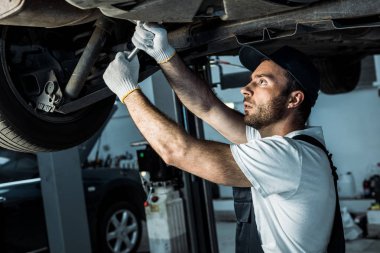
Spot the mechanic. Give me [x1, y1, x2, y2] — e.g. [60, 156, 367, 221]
[103, 22, 344, 253]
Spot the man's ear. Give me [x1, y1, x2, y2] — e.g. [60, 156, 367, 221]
[287, 90, 304, 109]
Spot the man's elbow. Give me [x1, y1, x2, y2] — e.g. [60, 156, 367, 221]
[160, 148, 176, 166]
[160, 138, 190, 167]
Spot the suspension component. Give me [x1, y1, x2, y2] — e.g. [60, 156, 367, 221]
[36, 70, 63, 112]
[64, 16, 114, 99]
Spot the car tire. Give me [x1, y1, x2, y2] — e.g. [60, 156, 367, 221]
[0, 26, 115, 153]
[98, 201, 142, 253]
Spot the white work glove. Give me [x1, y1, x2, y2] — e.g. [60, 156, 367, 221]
[103, 51, 140, 103]
[132, 21, 176, 64]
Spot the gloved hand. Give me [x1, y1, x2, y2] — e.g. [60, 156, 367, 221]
[103, 51, 140, 103]
[132, 21, 176, 64]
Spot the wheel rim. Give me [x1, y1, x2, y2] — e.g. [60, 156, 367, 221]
[106, 208, 139, 253]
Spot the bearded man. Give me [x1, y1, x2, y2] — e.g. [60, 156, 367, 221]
[103, 22, 344, 253]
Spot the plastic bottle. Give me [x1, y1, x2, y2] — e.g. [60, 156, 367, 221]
[338, 172, 356, 198]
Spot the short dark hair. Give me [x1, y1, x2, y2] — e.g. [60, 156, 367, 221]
[282, 72, 312, 124]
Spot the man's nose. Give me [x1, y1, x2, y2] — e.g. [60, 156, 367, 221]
[241, 84, 252, 97]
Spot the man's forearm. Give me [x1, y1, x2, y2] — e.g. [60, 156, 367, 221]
[159, 54, 218, 119]
[123, 89, 189, 163]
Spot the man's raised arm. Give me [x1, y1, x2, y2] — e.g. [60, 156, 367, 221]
[132, 22, 247, 144]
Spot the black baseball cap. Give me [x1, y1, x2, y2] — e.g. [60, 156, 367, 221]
[239, 45, 320, 106]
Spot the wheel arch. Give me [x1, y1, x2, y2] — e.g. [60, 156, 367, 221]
[92, 179, 146, 253]
[96, 180, 146, 220]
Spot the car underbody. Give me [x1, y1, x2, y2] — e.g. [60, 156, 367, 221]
[0, 0, 379, 152]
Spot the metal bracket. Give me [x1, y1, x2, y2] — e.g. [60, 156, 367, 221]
[235, 20, 335, 45]
[35, 70, 63, 112]
[56, 87, 114, 114]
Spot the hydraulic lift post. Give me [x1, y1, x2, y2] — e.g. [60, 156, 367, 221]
[37, 147, 92, 253]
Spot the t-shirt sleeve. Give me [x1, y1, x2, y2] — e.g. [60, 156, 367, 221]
[230, 136, 302, 198]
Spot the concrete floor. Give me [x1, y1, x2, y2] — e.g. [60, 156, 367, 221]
[215, 222, 235, 253]
[139, 221, 380, 253]
[345, 239, 380, 253]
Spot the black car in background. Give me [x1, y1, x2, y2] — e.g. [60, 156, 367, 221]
[0, 148, 146, 253]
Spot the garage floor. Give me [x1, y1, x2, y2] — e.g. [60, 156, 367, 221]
[138, 221, 380, 253]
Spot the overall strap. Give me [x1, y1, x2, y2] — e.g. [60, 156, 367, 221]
[292, 134, 345, 253]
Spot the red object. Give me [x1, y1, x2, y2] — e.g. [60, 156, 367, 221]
[144, 201, 149, 207]
[151, 196, 159, 202]
[363, 179, 371, 198]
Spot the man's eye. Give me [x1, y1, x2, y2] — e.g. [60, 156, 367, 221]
[258, 79, 267, 85]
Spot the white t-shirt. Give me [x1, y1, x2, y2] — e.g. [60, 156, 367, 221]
[230, 126, 335, 253]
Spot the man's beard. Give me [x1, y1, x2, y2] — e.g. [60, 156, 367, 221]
[244, 94, 289, 130]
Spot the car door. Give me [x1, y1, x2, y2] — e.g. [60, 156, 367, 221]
[0, 149, 48, 253]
